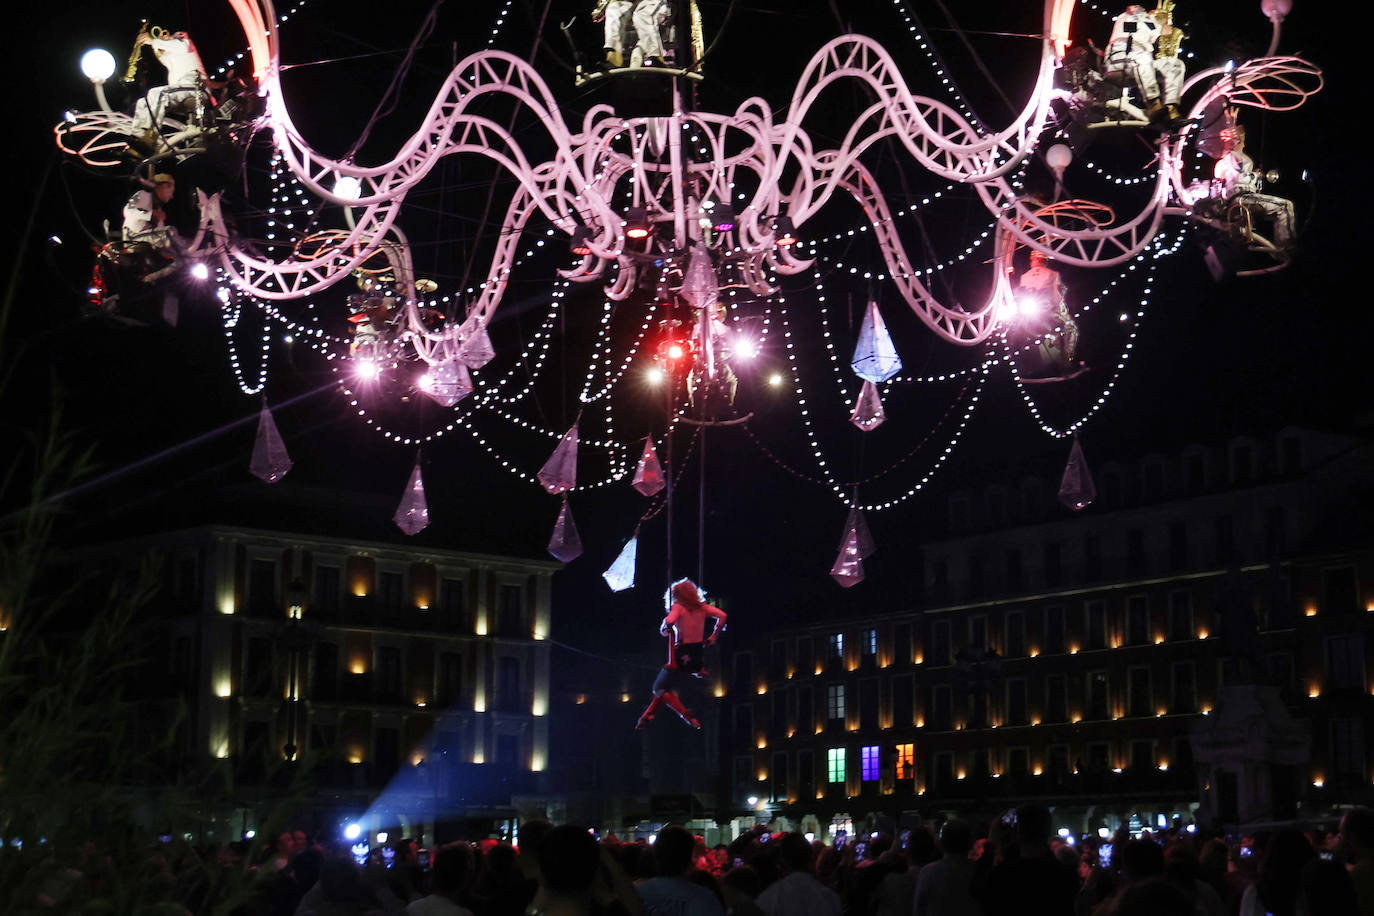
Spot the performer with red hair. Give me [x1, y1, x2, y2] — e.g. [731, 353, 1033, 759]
[636, 578, 726, 729]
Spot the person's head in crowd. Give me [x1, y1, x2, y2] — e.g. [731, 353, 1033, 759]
[430, 842, 474, 899]
[538, 825, 601, 898]
[777, 832, 815, 875]
[486, 841, 519, 881]
[292, 830, 308, 854]
[722, 864, 761, 907]
[1014, 803, 1054, 850]
[635, 842, 658, 879]
[939, 820, 973, 859]
[319, 852, 372, 903]
[519, 820, 554, 878]
[1055, 843, 1080, 871]
[1119, 839, 1165, 884]
[868, 833, 893, 861]
[1103, 877, 1194, 916]
[1256, 828, 1316, 916]
[1339, 807, 1374, 865]
[1299, 857, 1360, 916]
[1196, 837, 1228, 885]
[908, 826, 938, 866]
[653, 826, 697, 877]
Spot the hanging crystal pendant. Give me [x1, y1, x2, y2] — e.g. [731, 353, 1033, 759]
[830, 525, 866, 587]
[1058, 436, 1097, 510]
[851, 300, 903, 383]
[394, 457, 430, 535]
[538, 421, 579, 494]
[249, 401, 292, 483]
[426, 357, 473, 407]
[457, 320, 495, 369]
[602, 537, 638, 591]
[844, 505, 876, 558]
[849, 380, 886, 431]
[632, 437, 665, 497]
[547, 496, 583, 563]
[680, 244, 720, 312]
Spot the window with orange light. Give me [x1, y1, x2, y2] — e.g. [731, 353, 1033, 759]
[896, 743, 915, 780]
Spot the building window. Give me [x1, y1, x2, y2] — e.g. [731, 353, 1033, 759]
[733, 705, 753, 744]
[929, 620, 951, 666]
[798, 750, 815, 797]
[1046, 674, 1068, 724]
[828, 633, 844, 661]
[1215, 516, 1235, 567]
[497, 584, 524, 636]
[378, 646, 403, 704]
[931, 559, 950, 602]
[1169, 521, 1188, 571]
[893, 623, 912, 665]
[438, 652, 462, 706]
[860, 678, 879, 730]
[1267, 653, 1295, 704]
[772, 752, 788, 801]
[1043, 542, 1062, 588]
[1044, 605, 1066, 655]
[1171, 662, 1196, 714]
[772, 689, 788, 735]
[896, 743, 915, 781]
[797, 687, 814, 732]
[314, 566, 341, 614]
[1128, 666, 1152, 718]
[1323, 567, 1359, 616]
[1006, 679, 1028, 727]
[933, 751, 954, 789]
[931, 685, 952, 731]
[1129, 739, 1155, 772]
[1087, 741, 1111, 772]
[313, 642, 338, 700]
[734, 756, 754, 792]
[968, 615, 988, 651]
[1007, 747, 1029, 777]
[1325, 634, 1366, 689]
[1005, 611, 1026, 658]
[771, 639, 787, 675]
[1085, 600, 1107, 651]
[378, 571, 404, 614]
[1126, 595, 1149, 646]
[797, 636, 813, 674]
[1332, 719, 1365, 776]
[863, 628, 877, 658]
[1006, 547, 1023, 593]
[497, 656, 520, 712]
[249, 559, 277, 615]
[439, 578, 466, 631]
[1126, 528, 1146, 577]
[1266, 507, 1286, 556]
[827, 748, 846, 783]
[893, 675, 914, 727]
[1084, 534, 1102, 580]
[827, 684, 846, 721]
[733, 651, 754, 693]
[861, 746, 880, 781]
[1168, 591, 1193, 641]
[1088, 670, 1110, 721]
[246, 636, 273, 697]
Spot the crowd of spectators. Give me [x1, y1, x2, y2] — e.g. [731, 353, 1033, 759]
[18, 805, 1374, 915]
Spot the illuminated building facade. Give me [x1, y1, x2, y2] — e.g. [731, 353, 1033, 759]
[722, 428, 1374, 836]
[118, 523, 557, 840]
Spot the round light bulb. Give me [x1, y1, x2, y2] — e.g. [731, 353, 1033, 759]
[81, 49, 117, 83]
[1046, 143, 1073, 175]
[333, 176, 363, 201]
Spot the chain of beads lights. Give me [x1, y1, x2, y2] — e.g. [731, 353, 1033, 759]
[1007, 229, 1182, 438]
[213, 0, 313, 78]
[807, 184, 960, 246]
[486, 0, 517, 48]
[1080, 156, 1156, 187]
[805, 220, 995, 282]
[217, 282, 272, 395]
[776, 284, 990, 512]
[887, 0, 986, 128]
[578, 296, 658, 404]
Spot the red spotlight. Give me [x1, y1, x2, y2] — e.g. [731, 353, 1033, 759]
[624, 207, 651, 240]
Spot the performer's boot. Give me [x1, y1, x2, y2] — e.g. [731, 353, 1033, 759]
[636, 693, 665, 729]
[1145, 98, 1167, 125]
[659, 691, 701, 729]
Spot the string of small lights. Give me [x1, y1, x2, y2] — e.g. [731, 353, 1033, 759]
[213, 0, 313, 78]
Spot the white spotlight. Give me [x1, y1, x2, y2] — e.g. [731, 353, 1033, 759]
[80, 49, 117, 83]
[344, 823, 362, 841]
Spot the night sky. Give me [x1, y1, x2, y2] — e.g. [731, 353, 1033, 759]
[5, 0, 1361, 661]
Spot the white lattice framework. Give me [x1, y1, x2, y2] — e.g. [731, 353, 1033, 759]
[53, 0, 1323, 362]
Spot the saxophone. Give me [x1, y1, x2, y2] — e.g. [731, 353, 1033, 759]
[1153, 0, 1185, 59]
[123, 20, 150, 82]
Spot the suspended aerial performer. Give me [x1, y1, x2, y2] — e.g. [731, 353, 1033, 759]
[122, 170, 177, 247]
[632, 0, 673, 66]
[1017, 249, 1080, 373]
[129, 25, 208, 154]
[591, 0, 635, 68]
[1103, 3, 1186, 128]
[1213, 123, 1295, 250]
[636, 578, 726, 730]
